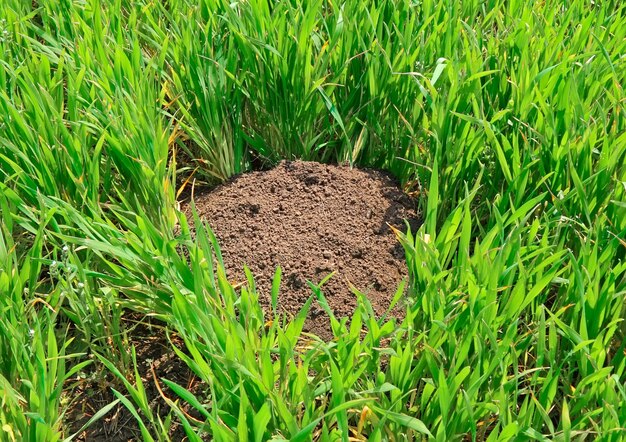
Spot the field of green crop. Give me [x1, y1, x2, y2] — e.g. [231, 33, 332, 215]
[1, 0, 625, 440]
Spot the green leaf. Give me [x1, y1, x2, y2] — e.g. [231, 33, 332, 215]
[373, 408, 432, 437]
[63, 399, 121, 442]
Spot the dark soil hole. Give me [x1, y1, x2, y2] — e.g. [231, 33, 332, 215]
[184, 160, 421, 340]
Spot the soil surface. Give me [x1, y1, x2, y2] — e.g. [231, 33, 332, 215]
[186, 161, 419, 339]
[65, 318, 204, 441]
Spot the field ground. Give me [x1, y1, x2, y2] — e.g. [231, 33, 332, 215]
[0, 0, 625, 441]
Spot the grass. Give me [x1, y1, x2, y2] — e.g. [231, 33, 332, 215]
[0, 0, 625, 440]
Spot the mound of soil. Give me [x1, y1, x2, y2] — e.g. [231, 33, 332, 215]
[187, 161, 419, 339]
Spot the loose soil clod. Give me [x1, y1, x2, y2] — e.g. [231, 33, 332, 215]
[186, 161, 420, 339]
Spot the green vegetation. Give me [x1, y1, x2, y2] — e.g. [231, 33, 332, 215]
[1, 0, 625, 440]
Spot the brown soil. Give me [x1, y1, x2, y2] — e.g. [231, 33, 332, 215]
[186, 160, 419, 339]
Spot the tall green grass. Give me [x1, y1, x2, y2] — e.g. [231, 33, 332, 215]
[0, 0, 625, 440]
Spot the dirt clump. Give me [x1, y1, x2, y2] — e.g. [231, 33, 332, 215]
[187, 161, 419, 339]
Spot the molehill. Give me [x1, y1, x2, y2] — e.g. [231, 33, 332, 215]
[185, 160, 419, 339]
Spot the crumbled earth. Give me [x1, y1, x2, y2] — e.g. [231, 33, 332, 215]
[186, 160, 420, 339]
